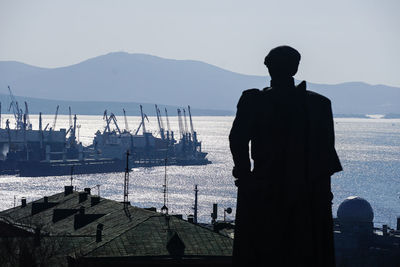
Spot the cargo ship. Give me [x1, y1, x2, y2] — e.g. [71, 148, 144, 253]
[0, 87, 210, 176]
[91, 105, 210, 167]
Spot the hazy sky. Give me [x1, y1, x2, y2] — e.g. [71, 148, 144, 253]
[1, 0, 399, 87]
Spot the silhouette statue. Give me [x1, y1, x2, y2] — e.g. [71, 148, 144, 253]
[229, 46, 342, 266]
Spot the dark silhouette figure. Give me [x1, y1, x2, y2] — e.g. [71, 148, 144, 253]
[229, 46, 342, 266]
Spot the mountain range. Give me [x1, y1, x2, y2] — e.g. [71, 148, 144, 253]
[0, 52, 399, 116]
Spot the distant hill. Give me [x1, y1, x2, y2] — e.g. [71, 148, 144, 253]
[0, 94, 233, 116]
[0, 52, 399, 115]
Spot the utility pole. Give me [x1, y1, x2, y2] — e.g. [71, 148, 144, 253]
[161, 158, 168, 214]
[123, 151, 130, 205]
[194, 185, 198, 224]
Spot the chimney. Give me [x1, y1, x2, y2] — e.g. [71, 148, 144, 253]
[187, 215, 194, 223]
[64, 186, 73, 196]
[21, 197, 27, 208]
[84, 188, 91, 195]
[91, 196, 100, 206]
[96, 223, 104, 242]
[211, 203, 218, 224]
[78, 192, 88, 203]
[44, 196, 49, 204]
[397, 217, 400, 231]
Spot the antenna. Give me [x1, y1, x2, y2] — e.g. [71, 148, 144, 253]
[161, 158, 168, 214]
[70, 166, 74, 186]
[124, 151, 130, 204]
[194, 185, 198, 224]
[123, 151, 131, 218]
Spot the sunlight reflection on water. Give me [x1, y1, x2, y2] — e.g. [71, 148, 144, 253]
[0, 115, 399, 226]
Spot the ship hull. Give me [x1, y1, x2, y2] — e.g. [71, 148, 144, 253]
[18, 159, 125, 177]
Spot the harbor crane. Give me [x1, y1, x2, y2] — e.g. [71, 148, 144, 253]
[139, 105, 147, 135]
[110, 113, 121, 134]
[134, 113, 149, 135]
[183, 108, 190, 141]
[7, 86, 23, 129]
[102, 110, 121, 134]
[66, 107, 77, 139]
[24, 102, 32, 130]
[177, 109, 184, 139]
[158, 107, 165, 137]
[69, 107, 73, 130]
[123, 108, 129, 132]
[164, 108, 173, 140]
[155, 105, 165, 140]
[51, 105, 59, 130]
[103, 110, 111, 133]
[188, 106, 197, 143]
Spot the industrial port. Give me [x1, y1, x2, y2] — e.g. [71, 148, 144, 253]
[0, 86, 210, 177]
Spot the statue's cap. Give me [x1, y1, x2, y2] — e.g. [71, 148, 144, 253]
[264, 46, 301, 78]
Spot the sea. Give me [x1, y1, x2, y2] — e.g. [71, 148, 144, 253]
[0, 114, 399, 227]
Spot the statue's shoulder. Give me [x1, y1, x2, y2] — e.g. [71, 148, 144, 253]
[237, 88, 261, 107]
[242, 88, 260, 96]
[306, 90, 331, 105]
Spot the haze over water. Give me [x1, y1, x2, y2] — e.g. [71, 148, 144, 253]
[0, 114, 399, 227]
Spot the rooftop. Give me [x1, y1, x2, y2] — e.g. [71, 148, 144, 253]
[0, 187, 233, 266]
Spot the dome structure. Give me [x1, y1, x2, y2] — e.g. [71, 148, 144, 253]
[337, 196, 374, 234]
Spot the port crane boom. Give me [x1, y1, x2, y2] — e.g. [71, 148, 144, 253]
[103, 110, 111, 133]
[7, 86, 23, 129]
[140, 105, 147, 135]
[110, 113, 121, 134]
[177, 109, 184, 139]
[52, 105, 59, 130]
[155, 105, 165, 140]
[123, 108, 129, 132]
[24, 102, 32, 130]
[188, 105, 196, 142]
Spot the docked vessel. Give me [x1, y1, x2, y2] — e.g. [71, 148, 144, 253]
[0, 87, 210, 176]
[92, 105, 210, 167]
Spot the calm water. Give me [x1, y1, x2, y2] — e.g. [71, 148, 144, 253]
[0, 114, 399, 227]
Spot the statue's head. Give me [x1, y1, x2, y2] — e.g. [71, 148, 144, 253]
[264, 46, 301, 79]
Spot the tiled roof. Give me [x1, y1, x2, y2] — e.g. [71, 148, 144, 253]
[0, 189, 233, 259]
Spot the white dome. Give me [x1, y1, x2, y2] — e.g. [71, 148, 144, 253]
[337, 196, 374, 223]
